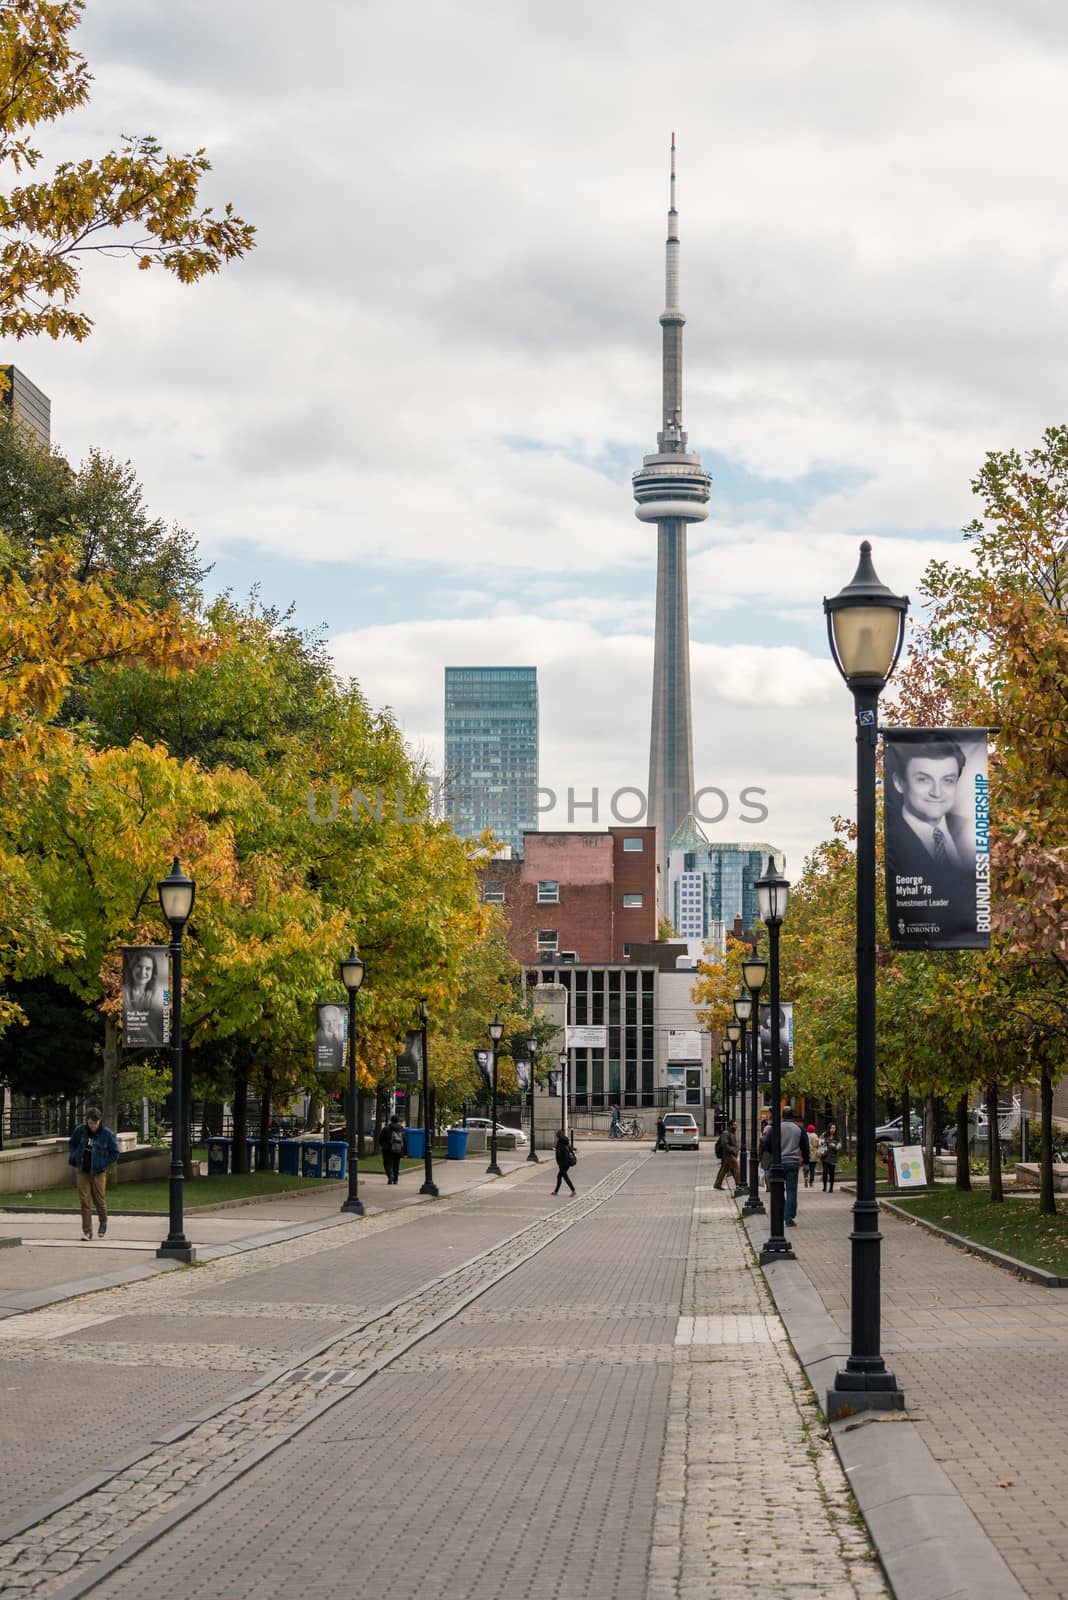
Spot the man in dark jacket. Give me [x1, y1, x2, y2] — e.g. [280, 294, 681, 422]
[762, 1107, 810, 1226]
[378, 1114, 406, 1184]
[713, 1120, 740, 1191]
[68, 1107, 119, 1240]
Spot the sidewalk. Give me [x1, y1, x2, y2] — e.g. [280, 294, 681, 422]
[745, 1180, 1068, 1600]
[0, 1147, 887, 1599]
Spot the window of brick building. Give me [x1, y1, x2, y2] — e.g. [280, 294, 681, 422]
[537, 880, 559, 903]
[622, 893, 643, 909]
[537, 929, 558, 950]
[622, 837, 644, 851]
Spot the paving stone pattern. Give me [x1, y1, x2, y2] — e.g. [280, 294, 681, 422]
[0, 1157, 642, 1596]
[26, 1153, 890, 1600]
[794, 1188, 1068, 1600]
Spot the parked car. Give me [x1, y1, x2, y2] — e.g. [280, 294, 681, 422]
[662, 1112, 700, 1151]
[449, 1118, 527, 1145]
[874, 1115, 924, 1146]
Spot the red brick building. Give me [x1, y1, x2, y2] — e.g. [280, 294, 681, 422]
[481, 828, 657, 964]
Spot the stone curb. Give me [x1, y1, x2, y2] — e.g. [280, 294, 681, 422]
[877, 1197, 1068, 1287]
[739, 1204, 1028, 1600]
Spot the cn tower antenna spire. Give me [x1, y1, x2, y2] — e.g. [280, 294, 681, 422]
[632, 133, 712, 883]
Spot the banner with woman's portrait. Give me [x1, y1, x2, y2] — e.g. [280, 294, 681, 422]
[122, 947, 170, 1049]
[883, 728, 990, 950]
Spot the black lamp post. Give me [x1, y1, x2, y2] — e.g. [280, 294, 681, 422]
[742, 946, 768, 1216]
[526, 1036, 540, 1162]
[487, 1015, 504, 1175]
[339, 947, 365, 1215]
[727, 1019, 744, 1186]
[157, 858, 196, 1262]
[559, 1050, 568, 1138]
[757, 856, 793, 1264]
[719, 1043, 730, 1126]
[735, 998, 751, 1203]
[418, 997, 439, 1197]
[824, 540, 908, 1419]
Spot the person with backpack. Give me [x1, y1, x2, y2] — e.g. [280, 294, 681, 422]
[553, 1127, 577, 1194]
[713, 1119, 740, 1191]
[379, 1113, 407, 1184]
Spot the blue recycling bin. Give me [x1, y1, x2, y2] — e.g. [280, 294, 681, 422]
[404, 1126, 425, 1159]
[301, 1141, 324, 1178]
[278, 1139, 300, 1176]
[447, 1128, 468, 1160]
[207, 1137, 231, 1176]
[324, 1141, 348, 1179]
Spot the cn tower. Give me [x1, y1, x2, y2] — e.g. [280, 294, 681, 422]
[633, 135, 711, 880]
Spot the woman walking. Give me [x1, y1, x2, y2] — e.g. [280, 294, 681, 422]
[820, 1123, 840, 1192]
[553, 1127, 577, 1194]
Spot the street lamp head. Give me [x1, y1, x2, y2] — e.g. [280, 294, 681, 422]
[756, 857, 790, 929]
[340, 946, 365, 992]
[726, 1021, 741, 1044]
[742, 946, 768, 994]
[418, 996, 429, 1023]
[528, 1036, 538, 1056]
[733, 992, 752, 1023]
[158, 858, 195, 928]
[488, 1015, 504, 1043]
[559, 1050, 567, 1068]
[824, 541, 909, 690]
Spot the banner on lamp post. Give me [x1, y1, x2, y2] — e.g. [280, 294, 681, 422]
[315, 1003, 347, 1073]
[396, 1031, 421, 1084]
[473, 1049, 493, 1093]
[121, 947, 170, 1050]
[757, 1002, 793, 1075]
[883, 728, 990, 950]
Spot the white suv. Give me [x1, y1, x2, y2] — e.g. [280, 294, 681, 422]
[662, 1112, 699, 1151]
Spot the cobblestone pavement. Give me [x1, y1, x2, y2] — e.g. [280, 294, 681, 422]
[0, 1151, 888, 1599]
[781, 1185, 1068, 1600]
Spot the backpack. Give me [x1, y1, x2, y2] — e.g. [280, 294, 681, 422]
[714, 1133, 724, 1158]
[389, 1127, 404, 1154]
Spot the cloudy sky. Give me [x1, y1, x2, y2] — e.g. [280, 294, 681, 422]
[18, 0, 1068, 871]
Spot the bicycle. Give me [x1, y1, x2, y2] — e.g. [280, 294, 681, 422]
[622, 1115, 645, 1139]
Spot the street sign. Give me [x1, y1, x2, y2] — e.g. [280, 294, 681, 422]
[893, 1146, 927, 1188]
[565, 1025, 606, 1049]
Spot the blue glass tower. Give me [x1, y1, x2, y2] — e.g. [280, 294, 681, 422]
[444, 667, 539, 856]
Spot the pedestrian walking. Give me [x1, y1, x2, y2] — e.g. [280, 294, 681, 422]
[655, 1114, 666, 1151]
[609, 1104, 622, 1138]
[804, 1124, 818, 1187]
[68, 1106, 119, 1240]
[713, 1119, 740, 1191]
[820, 1123, 840, 1192]
[759, 1117, 771, 1190]
[553, 1127, 577, 1194]
[763, 1106, 809, 1226]
[378, 1113, 406, 1184]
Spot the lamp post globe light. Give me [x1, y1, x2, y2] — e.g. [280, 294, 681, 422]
[417, 997, 438, 1198]
[487, 1015, 504, 1176]
[157, 859, 196, 1262]
[756, 856, 794, 1264]
[726, 1019, 744, 1188]
[742, 946, 768, 1216]
[526, 1036, 540, 1162]
[339, 947, 366, 1215]
[824, 540, 908, 1419]
[733, 990, 753, 1205]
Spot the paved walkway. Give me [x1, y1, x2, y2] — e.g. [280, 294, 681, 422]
[754, 1179, 1068, 1600]
[0, 1147, 886, 1599]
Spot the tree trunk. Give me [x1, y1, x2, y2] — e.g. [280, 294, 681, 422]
[375, 1082, 390, 1152]
[955, 1093, 971, 1191]
[232, 1062, 248, 1173]
[101, 1017, 120, 1132]
[924, 1093, 936, 1186]
[985, 1080, 1003, 1203]
[258, 1070, 272, 1169]
[901, 1088, 910, 1144]
[1039, 1069, 1055, 1216]
[204, 1099, 225, 1137]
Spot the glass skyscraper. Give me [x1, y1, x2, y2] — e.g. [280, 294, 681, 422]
[444, 667, 539, 857]
[668, 815, 783, 940]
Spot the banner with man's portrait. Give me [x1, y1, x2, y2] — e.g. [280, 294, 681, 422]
[316, 1003, 347, 1073]
[122, 947, 170, 1049]
[757, 1002, 793, 1076]
[396, 1030, 421, 1084]
[473, 1049, 493, 1093]
[884, 728, 990, 950]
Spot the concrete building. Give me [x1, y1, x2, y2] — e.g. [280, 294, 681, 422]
[444, 666, 538, 857]
[1, 366, 50, 447]
[481, 827, 657, 964]
[667, 813, 784, 944]
[633, 139, 711, 882]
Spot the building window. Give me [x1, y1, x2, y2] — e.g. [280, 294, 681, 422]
[622, 837, 644, 852]
[482, 889, 505, 904]
[622, 894, 643, 909]
[537, 880, 559, 903]
[622, 943, 632, 957]
[537, 929, 558, 950]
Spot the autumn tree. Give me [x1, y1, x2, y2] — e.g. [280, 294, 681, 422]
[1, 0, 254, 341]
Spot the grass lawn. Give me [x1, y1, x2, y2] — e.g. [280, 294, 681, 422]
[0, 1155, 423, 1212]
[890, 1187, 1068, 1277]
